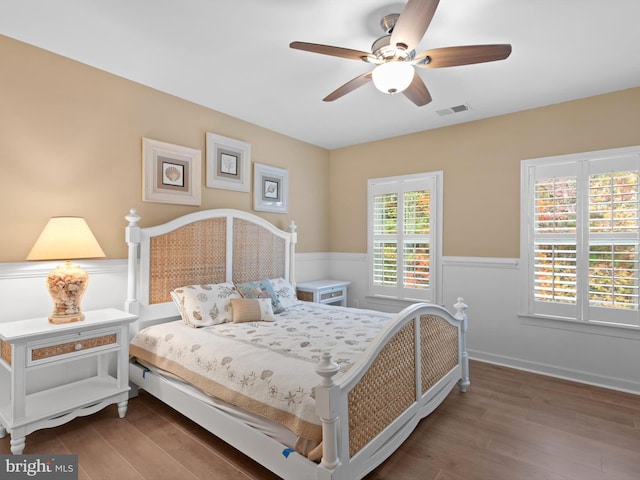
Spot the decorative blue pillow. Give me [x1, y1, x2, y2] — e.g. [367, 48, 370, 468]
[235, 279, 285, 314]
[270, 277, 303, 309]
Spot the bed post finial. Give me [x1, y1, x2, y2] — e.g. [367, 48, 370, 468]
[453, 297, 467, 320]
[315, 352, 340, 470]
[316, 352, 339, 387]
[126, 208, 141, 226]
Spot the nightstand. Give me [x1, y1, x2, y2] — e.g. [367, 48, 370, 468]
[0, 308, 137, 454]
[296, 280, 351, 307]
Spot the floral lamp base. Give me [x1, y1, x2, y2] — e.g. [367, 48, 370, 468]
[46, 260, 88, 324]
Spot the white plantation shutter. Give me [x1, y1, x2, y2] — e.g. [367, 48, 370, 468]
[522, 147, 640, 327]
[587, 165, 640, 325]
[531, 167, 579, 319]
[403, 188, 430, 291]
[369, 172, 442, 302]
[372, 192, 398, 287]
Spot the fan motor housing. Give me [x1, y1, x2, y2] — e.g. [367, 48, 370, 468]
[371, 35, 415, 63]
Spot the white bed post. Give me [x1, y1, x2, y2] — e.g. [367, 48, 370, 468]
[454, 297, 470, 392]
[125, 209, 141, 318]
[289, 221, 297, 288]
[314, 352, 341, 472]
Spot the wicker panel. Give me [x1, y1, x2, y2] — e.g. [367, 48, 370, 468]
[31, 334, 117, 361]
[232, 218, 286, 283]
[149, 218, 227, 304]
[420, 315, 459, 394]
[1, 340, 11, 365]
[347, 322, 416, 457]
[297, 290, 313, 302]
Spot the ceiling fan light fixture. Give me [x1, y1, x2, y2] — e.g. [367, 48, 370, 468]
[372, 61, 414, 95]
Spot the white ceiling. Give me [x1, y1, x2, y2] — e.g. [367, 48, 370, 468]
[1, 0, 639, 149]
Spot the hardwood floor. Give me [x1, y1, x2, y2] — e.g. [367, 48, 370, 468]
[2, 360, 639, 479]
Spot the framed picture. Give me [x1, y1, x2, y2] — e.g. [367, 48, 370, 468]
[142, 138, 201, 206]
[206, 132, 250, 192]
[253, 163, 288, 213]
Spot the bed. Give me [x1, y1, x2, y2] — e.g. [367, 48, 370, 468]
[124, 208, 469, 480]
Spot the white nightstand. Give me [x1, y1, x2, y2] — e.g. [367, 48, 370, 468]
[0, 308, 137, 454]
[296, 280, 351, 307]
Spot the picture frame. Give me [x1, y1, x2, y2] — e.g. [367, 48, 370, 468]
[206, 132, 251, 192]
[253, 163, 288, 213]
[142, 138, 201, 206]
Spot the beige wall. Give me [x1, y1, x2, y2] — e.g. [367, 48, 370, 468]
[0, 35, 330, 262]
[3, 33, 640, 263]
[329, 88, 640, 257]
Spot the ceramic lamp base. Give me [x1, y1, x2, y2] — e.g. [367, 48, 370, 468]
[46, 260, 88, 324]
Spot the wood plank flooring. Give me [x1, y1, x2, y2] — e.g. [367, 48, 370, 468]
[2, 360, 639, 479]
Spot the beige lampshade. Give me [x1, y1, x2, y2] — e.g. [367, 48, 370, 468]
[26, 217, 106, 261]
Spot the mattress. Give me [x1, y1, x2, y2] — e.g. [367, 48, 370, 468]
[129, 302, 394, 451]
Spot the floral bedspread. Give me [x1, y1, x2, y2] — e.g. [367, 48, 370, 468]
[129, 302, 394, 444]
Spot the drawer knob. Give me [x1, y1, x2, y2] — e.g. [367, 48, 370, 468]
[74, 343, 83, 351]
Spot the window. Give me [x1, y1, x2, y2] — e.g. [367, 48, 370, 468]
[368, 171, 442, 303]
[520, 146, 640, 328]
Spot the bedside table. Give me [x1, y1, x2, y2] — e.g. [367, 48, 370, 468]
[0, 308, 137, 454]
[296, 280, 351, 307]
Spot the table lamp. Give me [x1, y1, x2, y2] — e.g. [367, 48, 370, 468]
[26, 217, 106, 324]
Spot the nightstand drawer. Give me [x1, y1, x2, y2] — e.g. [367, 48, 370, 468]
[320, 289, 344, 302]
[3, 330, 120, 366]
[30, 333, 118, 363]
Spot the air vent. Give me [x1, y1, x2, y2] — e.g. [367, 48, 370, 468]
[436, 104, 471, 116]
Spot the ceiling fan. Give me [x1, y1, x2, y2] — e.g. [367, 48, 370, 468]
[290, 0, 512, 106]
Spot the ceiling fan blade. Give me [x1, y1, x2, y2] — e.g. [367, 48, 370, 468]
[415, 44, 512, 68]
[403, 72, 432, 106]
[391, 0, 440, 51]
[290, 41, 370, 61]
[323, 72, 373, 102]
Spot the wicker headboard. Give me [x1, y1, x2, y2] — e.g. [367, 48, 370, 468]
[125, 208, 297, 327]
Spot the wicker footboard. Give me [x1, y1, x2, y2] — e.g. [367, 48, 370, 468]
[343, 309, 463, 461]
[348, 322, 416, 456]
[316, 299, 469, 478]
[421, 314, 459, 393]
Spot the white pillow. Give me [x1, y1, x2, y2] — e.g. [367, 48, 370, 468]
[170, 282, 242, 328]
[270, 277, 303, 309]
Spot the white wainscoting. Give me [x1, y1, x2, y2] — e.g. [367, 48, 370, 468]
[0, 260, 129, 322]
[325, 253, 640, 395]
[1, 255, 638, 394]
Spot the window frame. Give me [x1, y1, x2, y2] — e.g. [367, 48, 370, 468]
[367, 171, 443, 304]
[519, 145, 640, 331]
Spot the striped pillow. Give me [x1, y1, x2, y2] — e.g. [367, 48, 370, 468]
[230, 298, 276, 323]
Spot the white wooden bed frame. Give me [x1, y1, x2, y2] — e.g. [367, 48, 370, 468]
[124, 208, 469, 480]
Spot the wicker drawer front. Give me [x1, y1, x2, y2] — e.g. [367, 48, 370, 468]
[3, 330, 120, 367]
[31, 334, 117, 361]
[297, 290, 314, 302]
[26, 330, 120, 366]
[1, 340, 11, 365]
[320, 290, 343, 301]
